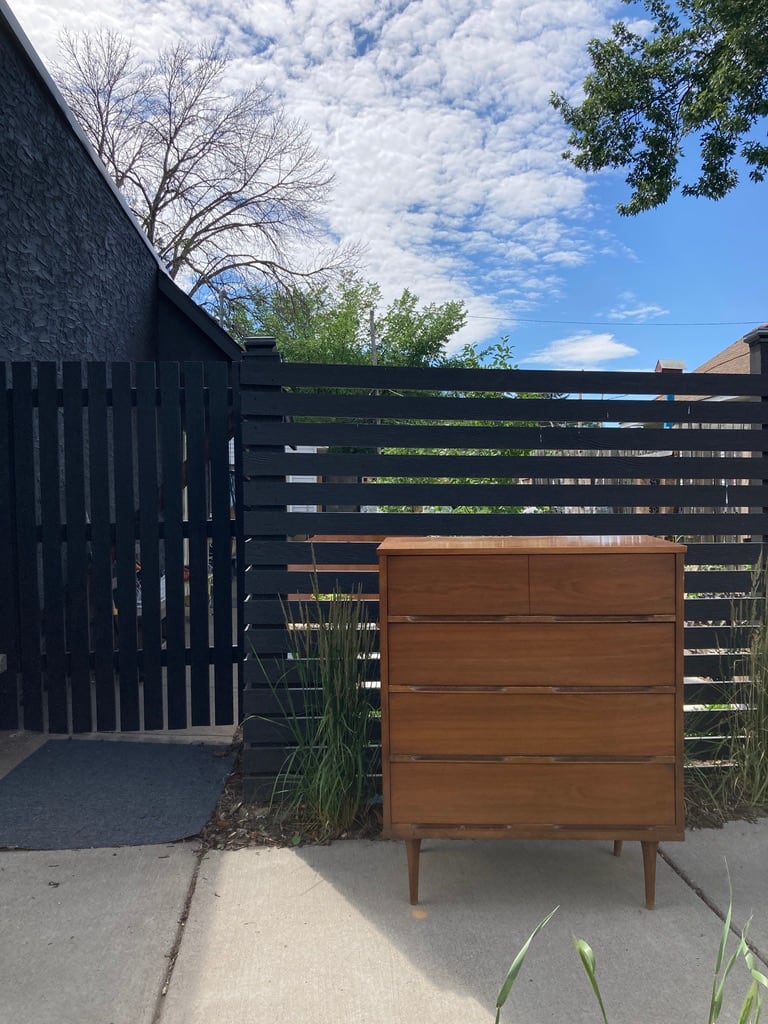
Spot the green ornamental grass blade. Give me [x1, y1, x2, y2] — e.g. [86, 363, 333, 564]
[746, 952, 768, 991]
[709, 863, 737, 1024]
[574, 937, 609, 1024]
[495, 907, 559, 1023]
[737, 985, 757, 1024]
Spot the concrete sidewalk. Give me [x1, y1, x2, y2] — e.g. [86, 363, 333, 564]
[1, 822, 767, 1024]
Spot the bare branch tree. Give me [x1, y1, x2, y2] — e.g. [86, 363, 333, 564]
[54, 30, 356, 299]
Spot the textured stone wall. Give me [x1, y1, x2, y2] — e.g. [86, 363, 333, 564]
[0, 18, 158, 361]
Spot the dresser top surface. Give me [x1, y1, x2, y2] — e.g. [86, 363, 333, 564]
[377, 535, 687, 555]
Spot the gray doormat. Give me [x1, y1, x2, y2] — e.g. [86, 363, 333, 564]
[0, 739, 235, 849]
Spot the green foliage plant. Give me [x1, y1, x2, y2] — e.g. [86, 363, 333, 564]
[269, 578, 377, 838]
[495, 874, 768, 1022]
[235, 273, 470, 367]
[551, 0, 768, 215]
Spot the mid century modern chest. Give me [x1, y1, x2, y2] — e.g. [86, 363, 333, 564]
[377, 535, 686, 908]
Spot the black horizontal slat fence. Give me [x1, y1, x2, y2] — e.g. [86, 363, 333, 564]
[241, 334, 768, 799]
[0, 361, 241, 734]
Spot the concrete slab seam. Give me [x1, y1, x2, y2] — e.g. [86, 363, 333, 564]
[659, 846, 768, 968]
[150, 844, 206, 1024]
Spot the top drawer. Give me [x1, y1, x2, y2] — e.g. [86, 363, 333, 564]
[529, 553, 676, 615]
[385, 554, 529, 616]
[383, 550, 677, 617]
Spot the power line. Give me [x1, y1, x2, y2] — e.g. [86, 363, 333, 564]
[466, 314, 763, 328]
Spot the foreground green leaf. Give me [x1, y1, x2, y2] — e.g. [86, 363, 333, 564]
[495, 907, 559, 1023]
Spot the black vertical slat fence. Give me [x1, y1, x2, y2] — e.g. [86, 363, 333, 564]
[240, 336, 768, 799]
[0, 361, 241, 733]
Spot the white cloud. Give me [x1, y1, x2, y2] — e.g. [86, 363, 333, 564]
[11, 0, 619, 348]
[604, 293, 670, 321]
[526, 332, 639, 368]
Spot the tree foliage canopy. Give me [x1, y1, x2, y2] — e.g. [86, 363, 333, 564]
[55, 30, 353, 297]
[551, 0, 768, 214]
[236, 275, 503, 368]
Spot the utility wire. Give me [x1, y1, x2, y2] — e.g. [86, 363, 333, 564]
[466, 314, 762, 328]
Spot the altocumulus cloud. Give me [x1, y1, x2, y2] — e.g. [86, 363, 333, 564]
[14, 0, 617, 350]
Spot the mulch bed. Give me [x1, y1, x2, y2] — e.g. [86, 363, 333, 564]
[198, 739, 382, 851]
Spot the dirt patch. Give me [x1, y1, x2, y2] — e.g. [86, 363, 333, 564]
[198, 741, 382, 851]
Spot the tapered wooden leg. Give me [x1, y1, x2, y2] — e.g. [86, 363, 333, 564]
[641, 841, 658, 910]
[405, 838, 422, 905]
[613, 840, 623, 857]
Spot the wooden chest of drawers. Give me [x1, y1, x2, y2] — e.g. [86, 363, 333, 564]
[377, 535, 686, 908]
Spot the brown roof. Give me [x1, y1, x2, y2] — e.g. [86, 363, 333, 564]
[692, 338, 750, 375]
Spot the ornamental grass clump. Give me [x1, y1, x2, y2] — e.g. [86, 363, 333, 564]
[271, 580, 377, 839]
[729, 558, 768, 811]
[687, 557, 768, 822]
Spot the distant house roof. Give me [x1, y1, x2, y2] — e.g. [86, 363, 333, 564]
[692, 337, 751, 375]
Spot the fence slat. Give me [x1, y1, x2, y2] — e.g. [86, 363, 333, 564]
[63, 363, 93, 731]
[13, 364, 44, 730]
[246, 389, 768, 426]
[135, 363, 164, 730]
[247, 479, 768, 509]
[159, 362, 187, 728]
[0, 365, 19, 729]
[246, 509, 768, 537]
[184, 363, 212, 726]
[87, 362, 117, 731]
[111, 363, 139, 731]
[241, 359, 768, 397]
[244, 419, 767, 453]
[246, 451, 768, 481]
[245, 541, 380, 566]
[245, 571, 379, 596]
[208, 361, 235, 725]
[37, 363, 67, 732]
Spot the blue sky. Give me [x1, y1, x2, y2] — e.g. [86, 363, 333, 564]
[11, 0, 767, 371]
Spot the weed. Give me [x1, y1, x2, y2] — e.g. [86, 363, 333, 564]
[495, 870, 768, 1022]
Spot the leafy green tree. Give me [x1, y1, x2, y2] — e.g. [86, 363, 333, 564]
[551, 0, 768, 214]
[234, 274, 475, 367]
[233, 277, 530, 511]
[236, 276, 380, 362]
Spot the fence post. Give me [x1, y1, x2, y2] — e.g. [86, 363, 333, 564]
[240, 337, 287, 800]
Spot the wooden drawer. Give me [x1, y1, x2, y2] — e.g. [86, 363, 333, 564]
[529, 553, 676, 615]
[388, 691, 676, 757]
[386, 554, 529, 616]
[390, 762, 677, 826]
[387, 621, 676, 686]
